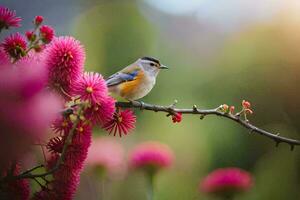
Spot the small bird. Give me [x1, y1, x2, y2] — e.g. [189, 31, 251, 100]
[106, 57, 168, 101]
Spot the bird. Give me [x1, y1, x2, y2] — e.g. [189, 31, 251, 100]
[106, 56, 168, 101]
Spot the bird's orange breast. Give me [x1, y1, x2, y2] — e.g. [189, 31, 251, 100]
[119, 70, 145, 97]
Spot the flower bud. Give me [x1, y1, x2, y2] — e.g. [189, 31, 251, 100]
[34, 15, 43, 25]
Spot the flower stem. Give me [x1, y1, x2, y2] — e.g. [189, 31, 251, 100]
[146, 173, 154, 200]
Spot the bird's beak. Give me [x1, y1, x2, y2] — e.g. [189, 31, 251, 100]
[159, 64, 169, 69]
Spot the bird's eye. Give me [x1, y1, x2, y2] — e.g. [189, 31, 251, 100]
[150, 63, 155, 66]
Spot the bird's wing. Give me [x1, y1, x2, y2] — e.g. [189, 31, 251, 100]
[106, 65, 141, 87]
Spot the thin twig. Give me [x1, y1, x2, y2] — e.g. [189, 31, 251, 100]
[18, 164, 44, 177]
[116, 101, 300, 149]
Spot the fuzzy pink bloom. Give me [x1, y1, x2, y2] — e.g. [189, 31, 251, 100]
[51, 116, 72, 136]
[34, 122, 92, 200]
[0, 59, 62, 168]
[40, 25, 54, 43]
[71, 72, 116, 124]
[71, 72, 108, 105]
[93, 96, 116, 125]
[129, 141, 174, 174]
[76, 97, 115, 126]
[200, 168, 253, 197]
[0, 6, 21, 30]
[46, 36, 85, 96]
[86, 137, 125, 177]
[47, 136, 64, 154]
[1, 33, 27, 59]
[34, 15, 43, 25]
[103, 109, 135, 137]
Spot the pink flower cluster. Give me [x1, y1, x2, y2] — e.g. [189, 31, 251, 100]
[71, 72, 116, 126]
[200, 167, 253, 197]
[0, 9, 62, 198]
[129, 141, 174, 175]
[0, 56, 61, 169]
[34, 123, 92, 200]
[0, 6, 138, 199]
[0, 11, 54, 61]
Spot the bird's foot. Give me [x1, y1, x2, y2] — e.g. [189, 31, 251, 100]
[129, 100, 145, 110]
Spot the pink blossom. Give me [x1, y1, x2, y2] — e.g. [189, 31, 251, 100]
[93, 96, 116, 125]
[129, 141, 174, 174]
[200, 167, 253, 197]
[40, 25, 54, 43]
[34, 15, 43, 25]
[103, 109, 136, 137]
[1, 33, 27, 59]
[0, 58, 62, 168]
[242, 100, 251, 109]
[71, 72, 108, 105]
[86, 137, 125, 177]
[52, 116, 72, 136]
[34, 121, 92, 200]
[46, 36, 85, 96]
[0, 6, 21, 30]
[71, 72, 115, 125]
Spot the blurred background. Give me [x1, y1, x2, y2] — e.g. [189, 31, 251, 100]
[2, 0, 300, 199]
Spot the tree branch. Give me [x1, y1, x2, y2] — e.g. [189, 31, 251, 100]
[116, 101, 300, 150]
[3, 100, 298, 183]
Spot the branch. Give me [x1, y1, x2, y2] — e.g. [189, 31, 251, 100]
[116, 101, 300, 150]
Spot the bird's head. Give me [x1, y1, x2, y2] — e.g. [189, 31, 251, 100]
[137, 56, 168, 77]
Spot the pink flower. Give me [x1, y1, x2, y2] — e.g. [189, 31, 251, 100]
[242, 100, 251, 109]
[35, 121, 92, 200]
[46, 36, 85, 96]
[0, 59, 62, 168]
[25, 30, 35, 41]
[0, 6, 21, 30]
[52, 116, 72, 136]
[40, 25, 54, 43]
[172, 112, 182, 123]
[93, 96, 116, 125]
[71, 72, 108, 105]
[71, 72, 115, 125]
[34, 15, 43, 25]
[129, 141, 174, 174]
[103, 109, 136, 137]
[47, 136, 64, 154]
[1, 33, 27, 59]
[86, 137, 125, 177]
[200, 168, 253, 197]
